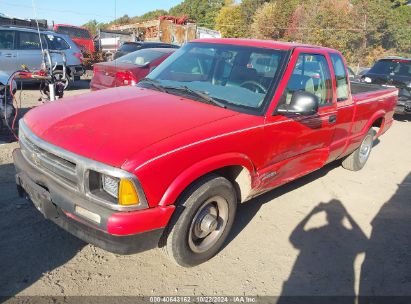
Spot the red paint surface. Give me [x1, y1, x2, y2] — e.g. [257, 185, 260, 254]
[107, 205, 175, 235]
[90, 53, 172, 91]
[23, 39, 398, 235]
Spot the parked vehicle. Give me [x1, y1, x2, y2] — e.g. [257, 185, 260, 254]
[94, 29, 137, 61]
[361, 57, 411, 114]
[13, 39, 397, 267]
[0, 26, 84, 86]
[54, 24, 95, 54]
[90, 48, 176, 91]
[112, 41, 179, 60]
[0, 71, 15, 133]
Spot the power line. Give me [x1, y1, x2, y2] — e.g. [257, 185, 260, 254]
[1, 1, 115, 19]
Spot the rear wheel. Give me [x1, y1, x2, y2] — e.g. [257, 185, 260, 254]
[163, 175, 237, 267]
[342, 128, 375, 171]
[53, 70, 70, 90]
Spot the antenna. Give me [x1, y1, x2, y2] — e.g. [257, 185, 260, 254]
[31, 0, 45, 53]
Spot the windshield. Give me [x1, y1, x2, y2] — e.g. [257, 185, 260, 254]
[44, 34, 69, 50]
[140, 42, 286, 113]
[56, 26, 91, 39]
[116, 49, 172, 66]
[369, 59, 411, 78]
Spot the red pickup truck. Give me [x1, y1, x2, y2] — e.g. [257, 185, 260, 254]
[13, 39, 397, 266]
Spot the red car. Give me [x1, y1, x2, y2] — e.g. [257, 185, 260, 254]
[90, 48, 176, 91]
[14, 39, 397, 267]
[54, 24, 95, 54]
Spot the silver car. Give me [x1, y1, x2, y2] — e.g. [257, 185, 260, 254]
[0, 26, 84, 84]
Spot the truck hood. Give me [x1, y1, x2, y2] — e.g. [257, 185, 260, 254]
[24, 86, 239, 167]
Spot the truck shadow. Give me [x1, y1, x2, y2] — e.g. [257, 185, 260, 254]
[393, 113, 411, 122]
[225, 161, 341, 247]
[276, 199, 367, 303]
[0, 163, 85, 298]
[359, 172, 411, 299]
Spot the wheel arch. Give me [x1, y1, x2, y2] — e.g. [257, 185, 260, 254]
[158, 153, 255, 207]
[363, 110, 386, 138]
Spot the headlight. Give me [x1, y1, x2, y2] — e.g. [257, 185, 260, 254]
[102, 174, 140, 206]
[102, 174, 119, 198]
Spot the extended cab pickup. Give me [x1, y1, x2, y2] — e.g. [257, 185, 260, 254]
[13, 39, 397, 266]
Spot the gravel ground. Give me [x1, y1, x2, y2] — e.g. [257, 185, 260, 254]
[0, 81, 410, 299]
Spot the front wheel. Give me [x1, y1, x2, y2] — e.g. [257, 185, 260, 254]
[342, 128, 375, 171]
[163, 175, 237, 267]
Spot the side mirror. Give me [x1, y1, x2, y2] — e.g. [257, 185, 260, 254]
[277, 91, 319, 116]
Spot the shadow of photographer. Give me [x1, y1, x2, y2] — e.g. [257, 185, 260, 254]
[278, 199, 367, 303]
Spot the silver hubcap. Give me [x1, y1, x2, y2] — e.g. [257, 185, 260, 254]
[359, 134, 373, 163]
[188, 196, 229, 253]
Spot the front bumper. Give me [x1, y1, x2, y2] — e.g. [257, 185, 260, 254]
[13, 148, 174, 254]
[395, 98, 411, 115]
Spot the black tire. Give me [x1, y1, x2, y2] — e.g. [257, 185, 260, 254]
[162, 174, 237, 267]
[53, 70, 70, 90]
[342, 128, 375, 171]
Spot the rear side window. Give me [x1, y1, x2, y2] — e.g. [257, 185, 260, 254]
[370, 59, 411, 77]
[330, 53, 349, 102]
[116, 49, 172, 66]
[280, 53, 333, 106]
[44, 35, 70, 50]
[0, 30, 15, 49]
[18, 32, 41, 50]
[119, 43, 141, 52]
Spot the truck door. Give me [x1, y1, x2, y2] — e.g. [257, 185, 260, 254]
[16, 31, 44, 71]
[259, 49, 337, 191]
[0, 30, 17, 75]
[327, 52, 355, 161]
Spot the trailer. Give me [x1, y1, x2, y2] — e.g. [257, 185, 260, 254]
[109, 16, 220, 46]
[0, 14, 48, 30]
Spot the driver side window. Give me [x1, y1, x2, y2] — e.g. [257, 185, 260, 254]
[280, 53, 333, 106]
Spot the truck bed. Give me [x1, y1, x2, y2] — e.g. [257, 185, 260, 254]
[351, 81, 398, 103]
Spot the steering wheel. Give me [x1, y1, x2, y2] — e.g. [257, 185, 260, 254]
[240, 81, 267, 94]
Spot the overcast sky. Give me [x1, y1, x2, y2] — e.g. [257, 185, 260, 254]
[0, 0, 183, 25]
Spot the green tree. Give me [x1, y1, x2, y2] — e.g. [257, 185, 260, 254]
[286, 0, 363, 64]
[82, 19, 104, 36]
[385, 5, 411, 53]
[250, 0, 301, 40]
[169, 0, 224, 28]
[240, 0, 269, 27]
[138, 9, 168, 21]
[215, 4, 247, 37]
[251, 2, 280, 39]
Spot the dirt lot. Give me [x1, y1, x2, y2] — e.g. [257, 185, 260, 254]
[0, 82, 410, 299]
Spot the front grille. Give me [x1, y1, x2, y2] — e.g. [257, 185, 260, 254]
[19, 131, 78, 189]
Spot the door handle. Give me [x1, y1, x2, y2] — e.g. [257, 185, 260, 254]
[329, 114, 337, 124]
[4, 54, 13, 58]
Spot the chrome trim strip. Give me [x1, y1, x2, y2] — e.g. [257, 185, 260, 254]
[19, 119, 148, 211]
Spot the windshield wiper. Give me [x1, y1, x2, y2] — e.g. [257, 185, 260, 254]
[164, 86, 227, 108]
[138, 78, 167, 93]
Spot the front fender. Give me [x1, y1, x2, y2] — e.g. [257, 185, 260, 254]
[158, 153, 255, 206]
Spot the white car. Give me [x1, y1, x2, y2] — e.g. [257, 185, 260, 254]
[0, 26, 85, 85]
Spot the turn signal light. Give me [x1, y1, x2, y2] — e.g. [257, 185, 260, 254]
[118, 179, 140, 206]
